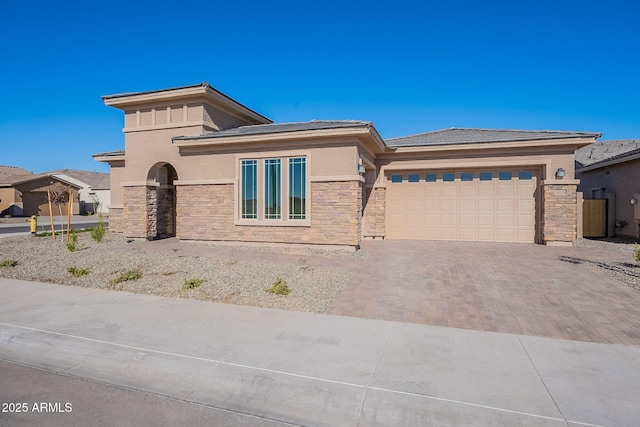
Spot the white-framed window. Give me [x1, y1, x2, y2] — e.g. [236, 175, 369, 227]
[239, 156, 307, 222]
[241, 159, 257, 219]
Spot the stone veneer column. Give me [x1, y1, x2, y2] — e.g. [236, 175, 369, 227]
[156, 185, 175, 238]
[541, 181, 578, 245]
[374, 186, 386, 238]
[122, 184, 158, 239]
[145, 185, 158, 240]
[107, 207, 124, 233]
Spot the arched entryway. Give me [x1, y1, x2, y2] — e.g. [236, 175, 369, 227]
[147, 163, 178, 239]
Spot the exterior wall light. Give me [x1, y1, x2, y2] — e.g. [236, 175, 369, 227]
[358, 164, 366, 174]
[631, 198, 638, 205]
[555, 168, 565, 179]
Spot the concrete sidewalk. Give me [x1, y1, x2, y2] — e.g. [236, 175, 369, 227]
[1, 278, 638, 426]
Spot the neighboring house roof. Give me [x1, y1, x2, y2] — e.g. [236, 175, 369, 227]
[49, 169, 110, 189]
[173, 120, 374, 141]
[92, 174, 111, 190]
[0, 165, 32, 181]
[386, 128, 601, 147]
[0, 172, 82, 189]
[575, 139, 640, 170]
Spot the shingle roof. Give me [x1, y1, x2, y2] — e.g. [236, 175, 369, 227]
[386, 128, 601, 147]
[92, 150, 125, 158]
[0, 165, 32, 181]
[173, 120, 374, 141]
[0, 172, 80, 188]
[575, 139, 640, 169]
[49, 169, 110, 188]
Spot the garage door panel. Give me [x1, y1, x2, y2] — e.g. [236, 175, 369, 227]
[497, 185, 515, 197]
[458, 228, 476, 240]
[440, 214, 457, 226]
[516, 214, 534, 227]
[459, 214, 475, 226]
[477, 214, 495, 226]
[477, 186, 495, 197]
[478, 199, 495, 211]
[439, 186, 457, 197]
[423, 186, 438, 197]
[386, 170, 537, 243]
[440, 228, 458, 240]
[497, 199, 515, 212]
[458, 186, 475, 197]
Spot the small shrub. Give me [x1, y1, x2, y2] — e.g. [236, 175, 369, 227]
[267, 277, 291, 295]
[66, 229, 84, 252]
[635, 243, 640, 263]
[183, 278, 205, 290]
[67, 266, 90, 277]
[0, 259, 18, 268]
[90, 215, 106, 243]
[111, 270, 143, 284]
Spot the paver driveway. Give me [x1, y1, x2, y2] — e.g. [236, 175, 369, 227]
[329, 240, 640, 345]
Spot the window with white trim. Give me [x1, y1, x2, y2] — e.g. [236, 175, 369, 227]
[239, 156, 307, 222]
[289, 157, 306, 220]
[241, 160, 257, 219]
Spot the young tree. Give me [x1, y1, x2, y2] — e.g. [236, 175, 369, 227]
[49, 184, 71, 236]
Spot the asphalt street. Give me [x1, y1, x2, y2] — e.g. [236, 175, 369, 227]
[0, 360, 285, 427]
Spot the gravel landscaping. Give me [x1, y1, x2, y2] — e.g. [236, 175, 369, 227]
[0, 232, 355, 313]
[575, 237, 640, 291]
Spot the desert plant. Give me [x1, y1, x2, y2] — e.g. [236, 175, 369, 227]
[67, 266, 90, 277]
[111, 270, 143, 284]
[183, 278, 205, 290]
[634, 243, 640, 263]
[90, 215, 106, 243]
[267, 277, 291, 295]
[0, 259, 18, 268]
[66, 229, 83, 252]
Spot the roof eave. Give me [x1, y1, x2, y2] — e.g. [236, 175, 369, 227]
[102, 82, 272, 125]
[173, 125, 379, 148]
[387, 135, 599, 152]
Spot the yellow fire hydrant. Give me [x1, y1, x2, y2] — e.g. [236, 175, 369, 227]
[29, 215, 37, 234]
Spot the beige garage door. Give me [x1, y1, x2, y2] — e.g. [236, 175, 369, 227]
[386, 170, 537, 242]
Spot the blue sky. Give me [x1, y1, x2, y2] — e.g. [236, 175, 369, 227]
[1, 0, 639, 174]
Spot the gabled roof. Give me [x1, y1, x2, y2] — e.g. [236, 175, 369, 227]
[0, 172, 82, 189]
[173, 120, 374, 141]
[575, 139, 640, 170]
[49, 169, 110, 188]
[386, 128, 601, 147]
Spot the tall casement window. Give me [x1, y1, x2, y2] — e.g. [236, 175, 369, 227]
[264, 159, 281, 219]
[241, 160, 257, 219]
[239, 156, 307, 223]
[289, 157, 306, 220]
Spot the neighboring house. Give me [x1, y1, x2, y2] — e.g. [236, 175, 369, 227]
[94, 82, 600, 248]
[0, 167, 110, 216]
[49, 169, 111, 215]
[575, 139, 640, 238]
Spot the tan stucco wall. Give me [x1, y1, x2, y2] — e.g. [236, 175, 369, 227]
[0, 188, 20, 216]
[577, 158, 640, 238]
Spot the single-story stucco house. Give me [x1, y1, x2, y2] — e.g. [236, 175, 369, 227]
[94, 82, 600, 249]
[576, 139, 640, 238]
[0, 167, 110, 217]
